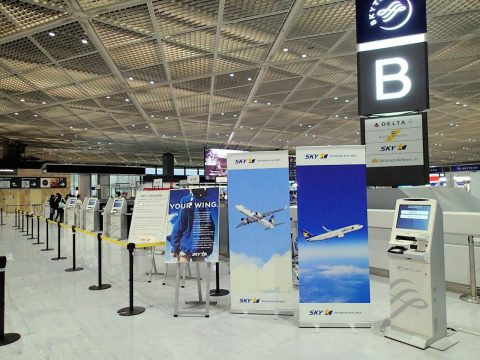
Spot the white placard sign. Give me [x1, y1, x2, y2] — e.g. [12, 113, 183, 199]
[153, 178, 163, 188]
[187, 175, 200, 184]
[364, 114, 423, 168]
[128, 190, 170, 245]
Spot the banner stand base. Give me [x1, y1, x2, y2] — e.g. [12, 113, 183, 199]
[117, 306, 145, 316]
[89, 284, 111, 291]
[0, 333, 21, 346]
[40, 248, 54, 252]
[299, 321, 372, 328]
[231, 309, 294, 316]
[65, 267, 84, 272]
[210, 289, 229, 297]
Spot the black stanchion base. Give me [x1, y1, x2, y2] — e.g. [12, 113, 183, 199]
[209, 289, 230, 297]
[89, 284, 111, 291]
[40, 248, 54, 251]
[117, 306, 145, 316]
[51, 257, 67, 260]
[32, 242, 45, 245]
[0, 333, 21, 346]
[65, 267, 84, 272]
[22, 234, 30, 237]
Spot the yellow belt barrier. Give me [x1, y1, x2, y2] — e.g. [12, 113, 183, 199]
[135, 241, 166, 249]
[100, 235, 127, 248]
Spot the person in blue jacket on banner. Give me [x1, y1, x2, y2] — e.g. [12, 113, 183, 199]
[170, 188, 217, 263]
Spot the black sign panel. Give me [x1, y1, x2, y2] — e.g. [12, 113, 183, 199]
[0, 168, 17, 176]
[21, 177, 40, 189]
[0, 177, 66, 189]
[356, 0, 426, 44]
[357, 42, 429, 116]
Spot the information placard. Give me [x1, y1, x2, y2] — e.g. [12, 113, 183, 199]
[296, 146, 371, 327]
[227, 151, 293, 315]
[128, 190, 170, 245]
[164, 188, 220, 263]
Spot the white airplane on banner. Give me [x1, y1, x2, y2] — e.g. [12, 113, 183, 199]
[235, 204, 287, 230]
[302, 224, 363, 242]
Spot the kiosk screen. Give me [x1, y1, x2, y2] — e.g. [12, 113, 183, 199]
[113, 199, 123, 208]
[69, 198, 76, 206]
[88, 199, 96, 206]
[396, 204, 431, 231]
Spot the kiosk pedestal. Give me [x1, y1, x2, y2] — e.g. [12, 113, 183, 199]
[85, 198, 100, 232]
[110, 198, 127, 240]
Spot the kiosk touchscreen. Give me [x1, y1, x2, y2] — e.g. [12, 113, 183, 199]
[102, 198, 114, 237]
[65, 198, 77, 225]
[385, 198, 450, 349]
[110, 198, 127, 240]
[85, 197, 100, 232]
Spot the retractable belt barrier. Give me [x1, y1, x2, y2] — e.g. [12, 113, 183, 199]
[27, 214, 165, 316]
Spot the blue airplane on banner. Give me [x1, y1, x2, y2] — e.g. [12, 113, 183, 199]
[235, 204, 287, 230]
[302, 224, 363, 242]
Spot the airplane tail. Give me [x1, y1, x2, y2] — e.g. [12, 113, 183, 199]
[302, 229, 314, 239]
[268, 215, 275, 224]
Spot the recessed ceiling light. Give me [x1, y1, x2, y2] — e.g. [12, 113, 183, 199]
[247, 77, 252, 81]
[344, 116, 348, 119]
[48, 32, 55, 37]
[41, 101, 47, 104]
[455, 102, 460, 105]
[283, 48, 288, 52]
[308, 125, 312, 128]
[345, 99, 349, 103]
[14, 112, 18, 115]
[61, 134, 64, 136]
[356, 132, 360, 135]
[165, 116, 169, 120]
[229, 73, 235, 77]
[233, 114, 237, 117]
[150, 115, 154, 118]
[220, 112, 224, 116]
[81, 39, 88, 44]
[334, 97, 338, 100]
[267, 102, 271, 105]
[84, 127, 88, 130]
[149, 81, 155, 85]
[216, 133, 219, 136]
[301, 54, 307, 58]
[335, 115, 339, 118]
[173, 135, 176, 138]
[253, 100, 258, 103]
[69, 126, 74, 129]
[128, 76, 134, 80]
[43, 148, 46, 151]
[299, 124, 303, 127]
[97, 142, 101, 145]
[106, 96, 111, 99]
[109, 142, 112, 145]
[250, 127, 253, 130]
[125, 98, 130, 102]
[20, 98, 25, 102]
[33, 114, 38, 117]
[463, 104, 467, 107]
[145, 126, 149, 129]
[131, 124, 135, 127]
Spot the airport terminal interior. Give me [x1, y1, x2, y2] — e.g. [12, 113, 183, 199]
[0, 0, 479, 359]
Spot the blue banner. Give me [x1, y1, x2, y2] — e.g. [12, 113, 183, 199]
[227, 151, 294, 314]
[296, 146, 371, 327]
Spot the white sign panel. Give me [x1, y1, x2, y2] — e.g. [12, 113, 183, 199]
[128, 190, 170, 245]
[153, 178, 163, 188]
[187, 175, 200, 184]
[364, 114, 423, 168]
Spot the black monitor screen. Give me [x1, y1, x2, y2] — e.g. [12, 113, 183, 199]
[396, 204, 431, 231]
[204, 148, 244, 181]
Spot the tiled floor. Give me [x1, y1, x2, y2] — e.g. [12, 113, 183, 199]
[0, 215, 479, 359]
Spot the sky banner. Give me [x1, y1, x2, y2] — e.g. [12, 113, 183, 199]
[165, 187, 220, 263]
[227, 151, 293, 315]
[296, 146, 371, 327]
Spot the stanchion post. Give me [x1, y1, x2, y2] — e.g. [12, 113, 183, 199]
[66, 226, 83, 272]
[41, 219, 53, 252]
[0, 256, 21, 346]
[0, 208, 4, 226]
[21, 212, 25, 233]
[118, 243, 145, 316]
[13, 209, 17, 228]
[460, 235, 480, 304]
[29, 215, 34, 240]
[23, 213, 30, 237]
[51, 222, 66, 261]
[89, 234, 111, 291]
[210, 262, 229, 297]
[33, 216, 43, 245]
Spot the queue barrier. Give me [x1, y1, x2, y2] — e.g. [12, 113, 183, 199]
[28, 213, 165, 316]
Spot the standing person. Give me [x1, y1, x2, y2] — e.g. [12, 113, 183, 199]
[48, 194, 55, 220]
[55, 194, 66, 222]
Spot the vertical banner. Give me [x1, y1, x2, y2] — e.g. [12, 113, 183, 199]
[165, 187, 220, 263]
[128, 190, 170, 245]
[296, 146, 371, 327]
[228, 151, 293, 315]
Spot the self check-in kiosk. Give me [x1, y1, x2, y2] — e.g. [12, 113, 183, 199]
[65, 198, 77, 225]
[102, 198, 114, 237]
[85, 197, 100, 232]
[110, 198, 127, 240]
[79, 197, 89, 230]
[385, 198, 449, 349]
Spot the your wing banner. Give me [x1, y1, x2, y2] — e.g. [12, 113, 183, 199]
[296, 146, 371, 327]
[227, 151, 294, 314]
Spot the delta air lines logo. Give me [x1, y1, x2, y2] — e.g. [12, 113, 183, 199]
[235, 158, 255, 164]
[369, 0, 413, 31]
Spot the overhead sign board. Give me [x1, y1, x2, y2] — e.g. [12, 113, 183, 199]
[0, 177, 66, 189]
[357, 42, 428, 116]
[361, 113, 428, 186]
[187, 175, 200, 184]
[356, 0, 427, 44]
[0, 168, 17, 176]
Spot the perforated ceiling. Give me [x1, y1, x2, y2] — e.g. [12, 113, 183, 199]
[0, 0, 479, 166]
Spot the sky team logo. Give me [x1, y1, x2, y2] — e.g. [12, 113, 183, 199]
[369, 0, 413, 31]
[309, 309, 333, 315]
[235, 158, 256, 164]
[319, 153, 328, 159]
[240, 298, 260, 304]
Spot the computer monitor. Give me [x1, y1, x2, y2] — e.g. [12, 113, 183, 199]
[113, 199, 123, 208]
[396, 204, 431, 231]
[204, 148, 245, 181]
[88, 198, 96, 206]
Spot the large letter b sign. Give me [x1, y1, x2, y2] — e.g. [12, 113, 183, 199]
[358, 42, 428, 116]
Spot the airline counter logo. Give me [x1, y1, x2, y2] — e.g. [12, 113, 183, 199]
[385, 130, 400, 142]
[240, 298, 260, 304]
[309, 309, 333, 316]
[304, 153, 357, 160]
[380, 143, 407, 151]
[369, 0, 413, 31]
[235, 158, 255, 164]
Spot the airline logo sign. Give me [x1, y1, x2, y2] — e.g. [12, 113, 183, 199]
[227, 150, 288, 170]
[356, 0, 426, 43]
[364, 114, 423, 167]
[297, 146, 366, 166]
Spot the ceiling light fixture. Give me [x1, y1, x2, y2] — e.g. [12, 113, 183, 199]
[81, 39, 88, 44]
[267, 102, 271, 105]
[125, 98, 130, 102]
[131, 124, 135, 127]
[345, 99, 349, 103]
[14, 112, 18, 115]
[106, 96, 111, 99]
[247, 77, 252, 81]
[301, 54, 307, 58]
[48, 32, 55, 37]
[20, 98, 25, 102]
[229, 73, 235, 77]
[149, 81, 155, 85]
[150, 115, 154, 118]
[165, 116, 169, 120]
[41, 101, 47, 104]
[128, 76, 133, 80]
[220, 112, 224, 116]
[283, 48, 288, 52]
[33, 114, 38, 117]
[253, 100, 258, 103]
[334, 97, 338, 100]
